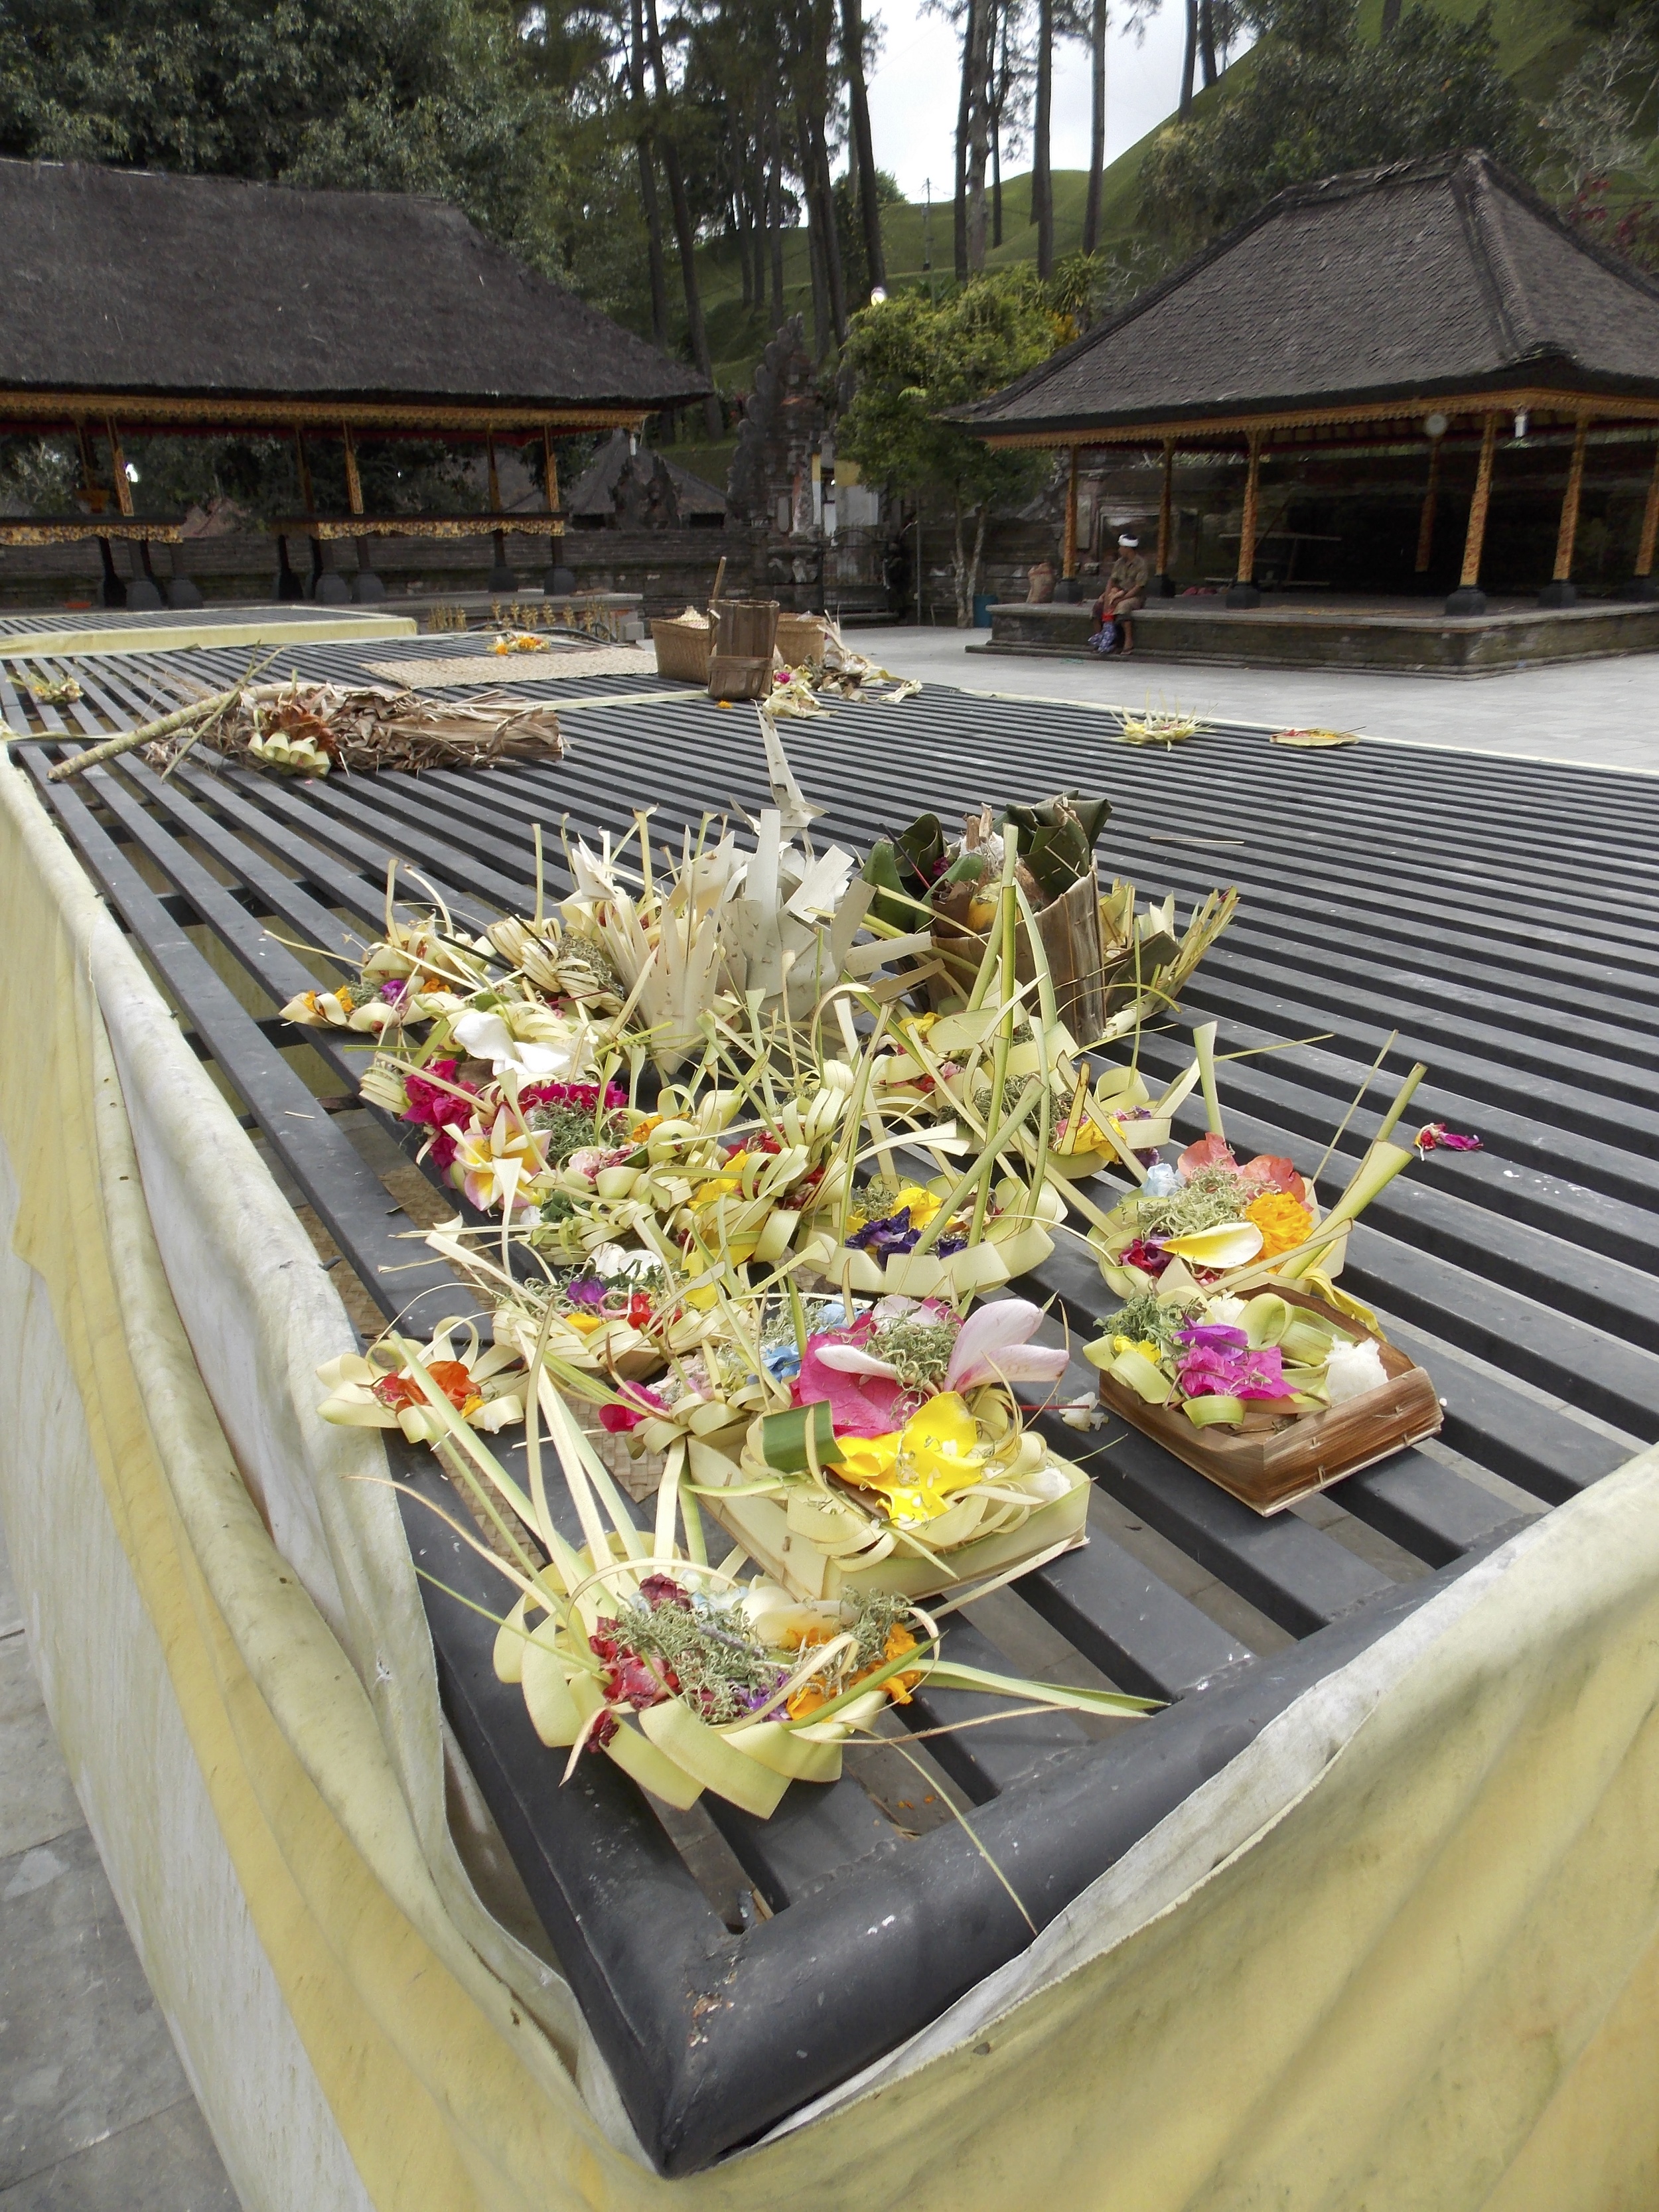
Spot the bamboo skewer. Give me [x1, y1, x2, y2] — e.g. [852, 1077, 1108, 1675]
[46, 648, 283, 781]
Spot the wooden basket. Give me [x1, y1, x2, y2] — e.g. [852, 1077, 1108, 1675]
[709, 599, 779, 701]
[1097, 1286, 1442, 1514]
[776, 613, 829, 670]
[650, 616, 713, 682]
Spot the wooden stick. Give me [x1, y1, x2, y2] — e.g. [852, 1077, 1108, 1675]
[46, 666, 270, 782]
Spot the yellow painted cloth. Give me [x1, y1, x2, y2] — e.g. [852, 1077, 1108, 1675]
[4, 749, 1659, 2210]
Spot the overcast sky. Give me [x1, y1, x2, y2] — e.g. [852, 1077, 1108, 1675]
[862, 0, 1201, 204]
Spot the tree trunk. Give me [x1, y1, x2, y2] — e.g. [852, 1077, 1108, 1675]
[630, 0, 670, 351]
[966, 0, 993, 272]
[800, 108, 831, 360]
[991, 0, 1007, 248]
[968, 501, 989, 613]
[1198, 0, 1218, 86]
[954, 0, 975, 283]
[842, 0, 887, 296]
[807, 72, 847, 343]
[1380, 0, 1402, 28]
[767, 103, 786, 317]
[953, 496, 970, 626]
[1082, 0, 1107, 256]
[644, 0, 722, 435]
[1179, 0, 1198, 117]
[1033, 0, 1054, 279]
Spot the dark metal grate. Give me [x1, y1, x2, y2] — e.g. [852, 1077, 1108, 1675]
[11, 642, 1654, 2172]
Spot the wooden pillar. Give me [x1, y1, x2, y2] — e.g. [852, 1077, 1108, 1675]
[342, 425, 364, 516]
[105, 419, 134, 518]
[1547, 414, 1590, 591]
[340, 427, 382, 599]
[293, 428, 316, 514]
[1238, 433, 1263, 582]
[1414, 437, 1441, 574]
[1224, 430, 1265, 606]
[1155, 438, 1175, 586]
[541, 423, 561, 512]
[1062, 445, 1080, 579]
[1634, 438, 1659, 581]
[485, 429, 516, 593]
[1450, 413, 1499, 610]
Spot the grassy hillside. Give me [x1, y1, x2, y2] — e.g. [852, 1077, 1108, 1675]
[668, 0, 1584, 394]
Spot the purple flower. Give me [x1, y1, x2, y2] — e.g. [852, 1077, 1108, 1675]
[1175, 1323, 1250, 1350]
[379, 977, 409, 1004]
[847, 1207, 919, 1255]
[567, 1276, 608, 1307]
[1177, 1339, 1295, 1401]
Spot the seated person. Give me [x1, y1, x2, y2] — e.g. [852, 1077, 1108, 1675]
[1026, 556, 1058, 604]
[1090, 534, 1149, 656]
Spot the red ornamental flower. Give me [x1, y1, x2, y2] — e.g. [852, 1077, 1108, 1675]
[1119, 1236, 1171, 1277]
[590, 1625, 676, 1708]
[597, 1383, 668, 1434]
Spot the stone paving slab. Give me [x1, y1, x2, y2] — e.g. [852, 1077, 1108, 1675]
[0, 2097, 236, 2212]
[0, 1520, 238, 2207]
[874, 625, 1659, 775]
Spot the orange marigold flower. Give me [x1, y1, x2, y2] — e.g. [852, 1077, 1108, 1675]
[1244, 1191, 1313, 1259]
[371, 1358, 476, 1414]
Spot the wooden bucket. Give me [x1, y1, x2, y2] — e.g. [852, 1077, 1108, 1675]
[1096, 1286, 1443, 1514]
[708, 599, 780, 701]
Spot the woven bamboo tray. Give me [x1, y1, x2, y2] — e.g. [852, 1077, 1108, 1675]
[1096, 1287, 1442, 1514]
[650, 617, 713, 682]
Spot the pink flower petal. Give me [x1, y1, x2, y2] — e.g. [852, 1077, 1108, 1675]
[946, 1298, 1045, 1392]
[814, 1345, 904, 1378]
[1178, 1133, 1238, 1180]
[1238, 1153, 1307, 1201]
[984, 1345, 1070, 1383]
[794, 1321, 910, 1437]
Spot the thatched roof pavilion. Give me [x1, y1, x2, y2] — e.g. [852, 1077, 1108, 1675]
[0, 158, 707, 604]
[962, 152, 1659, 612]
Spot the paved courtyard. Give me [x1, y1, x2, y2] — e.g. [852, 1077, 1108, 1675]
[0, 1516, 237, 2210]
[873, 625, 1659, 775]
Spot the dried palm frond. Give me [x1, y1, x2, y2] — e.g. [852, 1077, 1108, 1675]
[153, 678, 565, 776]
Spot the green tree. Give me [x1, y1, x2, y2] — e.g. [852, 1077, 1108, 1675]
[838, 272, 1056, 624]
[0, 0, 569, 270]
[1139, 0, 1528, 246]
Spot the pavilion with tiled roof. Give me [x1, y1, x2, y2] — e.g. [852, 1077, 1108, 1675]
[962, 151, 1659, 613]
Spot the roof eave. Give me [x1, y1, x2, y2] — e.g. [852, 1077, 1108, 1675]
[966, 360, 1659, 443]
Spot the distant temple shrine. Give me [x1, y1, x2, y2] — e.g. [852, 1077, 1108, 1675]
[964, 152, 1659, 669]
[0, 158, 707, 605]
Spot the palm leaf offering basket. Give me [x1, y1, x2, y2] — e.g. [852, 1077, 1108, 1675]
[1095, 1284, 1442, 1513]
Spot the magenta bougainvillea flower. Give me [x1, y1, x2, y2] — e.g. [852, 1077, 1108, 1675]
[1415, 1123, 1482, 1154]
[792, 1314, 910, 1437]
[1173, 1323, 1296, 1400]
